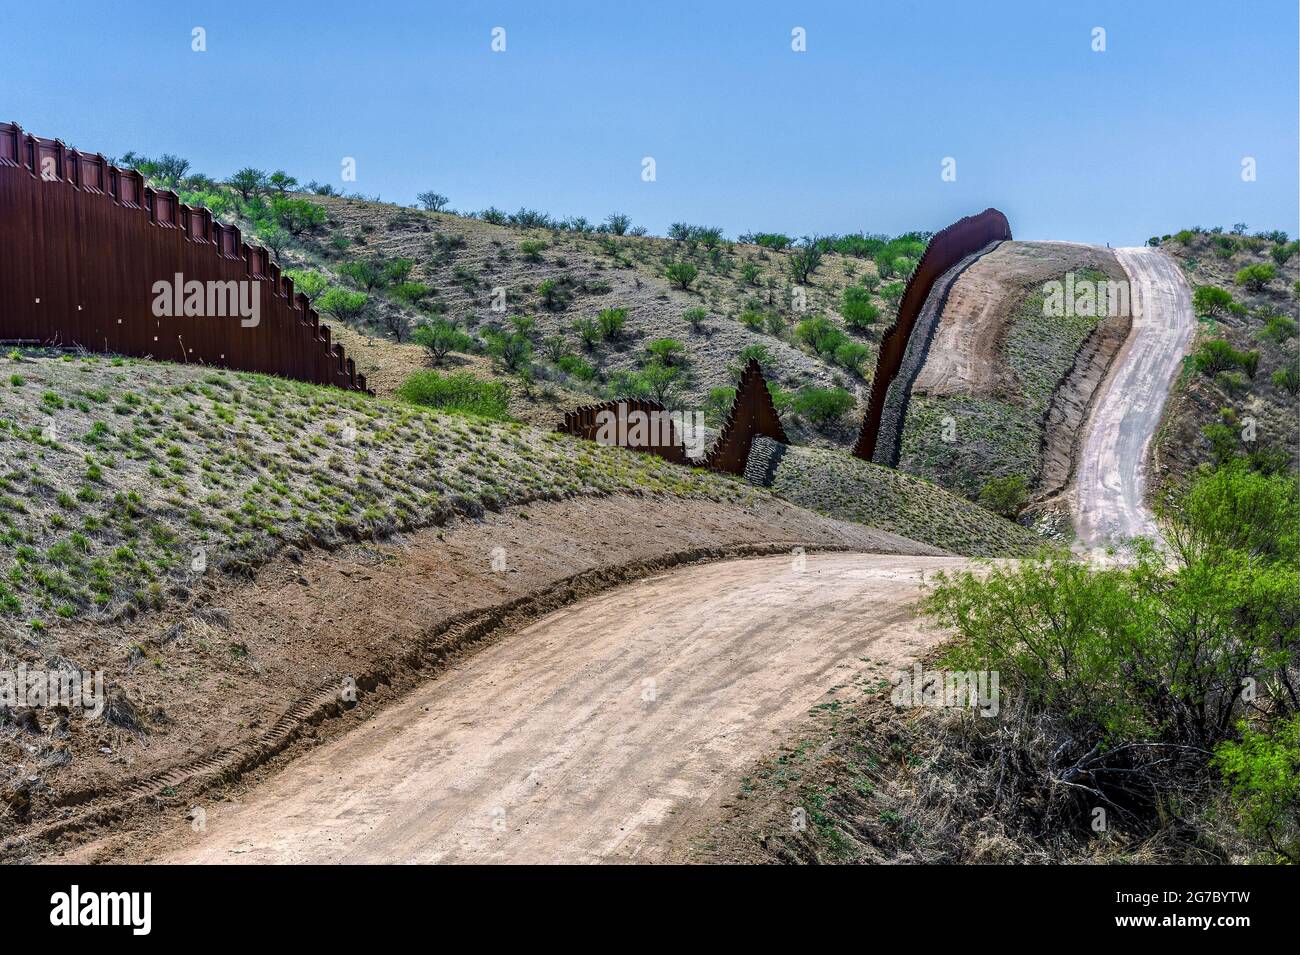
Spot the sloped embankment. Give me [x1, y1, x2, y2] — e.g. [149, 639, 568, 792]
[896, 241, 1130, 504]
[748, 439, 1044, 557]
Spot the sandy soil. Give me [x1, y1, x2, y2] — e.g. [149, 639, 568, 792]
[145, 553, 970, 864]
[1073, 248, 1195, 551]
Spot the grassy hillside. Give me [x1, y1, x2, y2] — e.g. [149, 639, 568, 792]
[0, 352, 760, 631]
[1151, 227, 1299, 493]
[761, 444, 1045, 557]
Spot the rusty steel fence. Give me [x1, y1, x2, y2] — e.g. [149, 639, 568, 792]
[0, 121, 369, 392]
[852, 208, 1011, 461]
[556, 358, 789, 476]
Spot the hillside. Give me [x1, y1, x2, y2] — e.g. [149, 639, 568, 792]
[1149, 227, 1300, 493]
[113, 150, 936, 447]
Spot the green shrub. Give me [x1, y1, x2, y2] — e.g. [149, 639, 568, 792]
[646, 338, 686, 367]
[1193, 285, 1233, 316]
[1194, 338, 1257, 377]
[597, 307, 627, 341]
[411, 320, 473, 364]
[704, 386, 736, 425]
[977, 474, 1028, 518]
[738, 307, 764, 331]
[338, 259, 388, 293]
[284, 269, 330, 304]
[484, 330, 532, 373]
[270, 196, 326, 236]
[1214, 716, 1300, 862]
[787, 237, 824, 283]
[683, 307, 708, 332]
[1273, 361, 1300, 397]
[390, 282, 433, 307]
[573, 317, 600, 351]
[841, 285, 880, 329]
[396, 371, 510, 419]
[519, 239, 548, 262]
[793, 386, 854, 427]
[317, 288, 368, 322]
[1235, 263, 1277, 292]
[795, 316, 848, 357]
[880, 281, 905, 307]
[833, 341, 870, 372]
[556, 354, 596, 381]
[1262, 315, 1298, 344]
[665, 261, 699, 290]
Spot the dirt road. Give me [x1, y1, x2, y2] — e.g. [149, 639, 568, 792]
[1073, 247, 1194, 551]
[160, 553, 969, 864]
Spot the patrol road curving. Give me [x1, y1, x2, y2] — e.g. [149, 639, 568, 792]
[159, 553, 971, 864]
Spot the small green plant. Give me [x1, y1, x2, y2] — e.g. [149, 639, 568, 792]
[317, 288, 369, 322]
[1193, 284, 1233, 316]
[519, 239, 548, 263]
[645, 338, 686, 367]
[683, 307, 708, 332]
[412, 320, 473, 364]
[841, 285, 880, 330]
[665, 261, 699, 290]
[597, 307, 627, 342]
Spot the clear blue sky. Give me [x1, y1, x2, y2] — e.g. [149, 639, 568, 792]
[3, 0, 1295, 245]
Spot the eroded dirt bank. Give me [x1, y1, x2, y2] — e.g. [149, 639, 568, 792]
[10, 492, 938, 862]
[148, 553, 969, 864]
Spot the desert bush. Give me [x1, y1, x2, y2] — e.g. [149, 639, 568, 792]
[665, 261, 699, 290]
[390, 282, 433, 307]
[226, 167, 268, 202]
[747, 232, 793, 251]
[317, 288, 368, 322]
[1261, 315, 1298, 344]
[1194, 338, 1257, 377]
[880, 281, 906, 307]
[478, 207, 508, 225]
[484, 329, 533, 373]
[793, 386, 854, 427]
[338, 259, 388, 293]
[923, 462, 1299, 849]
[1214, 716, 1300, 862]
[271, 196, 326, 236]
[1273, 361, 1300, 397]
[597, 307, 627, 341]
[738, 307, 765, 331]
[977, 474, 1028, 518]
[573, 318, 600, 351]
[538, 278, 572, 311]
[1194, 286, 1233, 318]
[646, 338, 686, 367]
[396, 370, 509, 419]
[704, 386, 736, 425]
[683, 307, 708, 332]
[284, 269, 329, 304]
[841, 285, 880, 329]
[604, 212, 631, 235]
[268, 170, 298, 194]
[412, 320, 473, 364]
[833, 340, 871, 373]
[1236, 263, 1277, 292]
[787, 237, 824, 284]
[556, 354, 596, 381]
[519, 240, 548, 263]
[795, 315, 848, 357]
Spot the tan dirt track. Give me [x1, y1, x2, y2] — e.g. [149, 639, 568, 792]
[1073, 247, 1195, 551]
[157, 552, 970, 864]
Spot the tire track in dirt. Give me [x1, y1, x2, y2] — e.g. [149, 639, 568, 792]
[1073, 247, 1195, 551]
